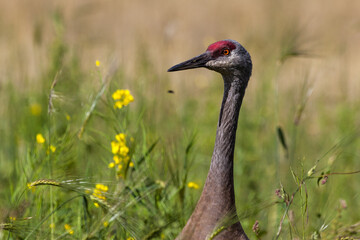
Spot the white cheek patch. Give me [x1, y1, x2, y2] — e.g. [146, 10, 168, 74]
[227, 54, 238, 67]
[206, 53, 238, 68]
[206, 60, 226, 68]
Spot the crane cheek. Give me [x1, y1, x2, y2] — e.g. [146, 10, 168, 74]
[206, 60, 228, 70]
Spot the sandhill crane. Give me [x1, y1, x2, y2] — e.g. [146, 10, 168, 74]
[168, 40, 252, 240]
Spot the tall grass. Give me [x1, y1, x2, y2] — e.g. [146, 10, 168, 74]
[1, 4, 360, 240]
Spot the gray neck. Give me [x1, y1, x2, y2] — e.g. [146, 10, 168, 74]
[203, 73, 248, 209]
[175, 72, 250, 240]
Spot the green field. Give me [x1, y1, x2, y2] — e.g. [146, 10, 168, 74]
[0, 1, 359, 239]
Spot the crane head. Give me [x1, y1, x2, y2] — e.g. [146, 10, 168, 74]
[168, 39, 252, 77]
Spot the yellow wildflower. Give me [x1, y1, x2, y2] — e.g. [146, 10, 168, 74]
[156, 180, 165, 188]
[93, 189, 102, 197]
[10, 217, 16, 221]
[65, 113, 71, 121]
[96, 60, 101, 67]
[103, 221, 109, 227]
[46, 145, 56, 154]
[92, 184, 108, 201]
[50, 145, 56, 152]
[127, 237, 135, 240]
[112, 89, 125, 100]
[119, 146, 129, 156]
[36, 133, 45, 144]
[112, 89, 134, 109]
[115, 133, 126, 142]
[111, 141, 120, 154]
[96, 184, 108, 191]
[30, 103, 42, 116]
[64, 224, 74, 235]
[187, 182, 200, 189]
[49, 223, 55, 229]
[114, 101, 124, 109]
[110, 132, 133, 177]
[113, 155, 121, 164]
[27, 183, 36, 192]
[94, 202, 99, 208]
[111, 134, 127, 155]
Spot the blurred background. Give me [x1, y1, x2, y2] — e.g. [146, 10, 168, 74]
[1, 0, 360, 96]
[0, 0, 359, 239]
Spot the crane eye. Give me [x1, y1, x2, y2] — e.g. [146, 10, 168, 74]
[222, 49, 230, 55]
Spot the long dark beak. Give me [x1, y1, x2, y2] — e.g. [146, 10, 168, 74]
[168, 52, 211, 72]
